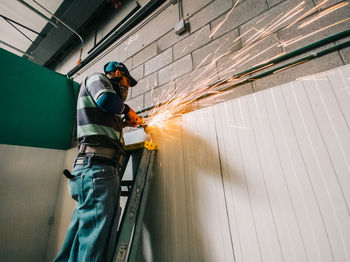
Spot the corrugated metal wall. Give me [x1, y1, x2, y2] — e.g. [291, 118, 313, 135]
[128, 64, 350, 261]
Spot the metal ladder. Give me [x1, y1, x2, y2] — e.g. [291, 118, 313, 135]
[113, 141, 158, 262]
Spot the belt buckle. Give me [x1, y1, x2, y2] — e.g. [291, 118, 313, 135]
[75, 158, 85, 165]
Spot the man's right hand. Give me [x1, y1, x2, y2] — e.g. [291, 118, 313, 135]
[123, 107, 144, 127]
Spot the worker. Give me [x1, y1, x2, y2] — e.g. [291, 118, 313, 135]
[53, 61, 144, 262]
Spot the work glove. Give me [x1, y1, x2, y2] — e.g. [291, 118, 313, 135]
[123, 107, 145, 127]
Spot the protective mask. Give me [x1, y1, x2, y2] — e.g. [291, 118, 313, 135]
[119, 84, 129, 102]
[111, 78, 129, 102]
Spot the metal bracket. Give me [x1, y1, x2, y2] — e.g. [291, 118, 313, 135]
[174, 0, 187, 35]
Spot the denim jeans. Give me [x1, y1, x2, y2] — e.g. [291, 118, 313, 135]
[53, 159, 121, 262]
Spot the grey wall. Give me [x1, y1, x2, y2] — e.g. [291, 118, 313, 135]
[0, 144, 66, 262]
[45, 147, 77, 261]
[56, 0, 350, 113]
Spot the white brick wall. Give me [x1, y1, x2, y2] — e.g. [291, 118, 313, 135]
[144, 47, 172, 76]
[56, 0, 349, 114]
[158, 54, 193, 85]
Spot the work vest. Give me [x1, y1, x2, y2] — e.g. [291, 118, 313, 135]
[77, 73, 125, 150]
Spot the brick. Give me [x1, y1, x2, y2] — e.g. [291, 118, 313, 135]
[316, 0, 345, 9]
[210, 0, 268, 39]
[192, 29, 240, 69]
[130, 64, 144, 81]
[144, 82, 176, 108]
[189, 0, 233, 33]
[158, 54, 193, 85]
[132, 72, 158, 97]
[133, 42, 157, 68]
[123, 57, 133, 70]
[200, 82, 254, 107]
[157, 29, 189, 53]
[240, 0, 314, 44]
[182, 0, 212, 18]
[278, 1, 350, 53]
[254, 53, 344, 91]
[144, 48, 173, 76]
[173, 24, 211, 60]
[340, 40, 350, 65]
[216, 34, 283, 80]
[107, 4, 178, 63]
[174, 64, 219, 96]
[125, 94, 144, 112]
[267, 0, 285, 8]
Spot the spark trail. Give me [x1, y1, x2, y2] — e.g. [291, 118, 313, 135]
[145, 0, 349, 130]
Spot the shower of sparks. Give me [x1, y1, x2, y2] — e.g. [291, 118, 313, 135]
[280, 17, 350, 47]
[256, 14, 270, 25]
[284, 0, 328, 30]
[298, 1, 349, 28]
[145, 0, 350, 131]
[209, 0, 241, 38]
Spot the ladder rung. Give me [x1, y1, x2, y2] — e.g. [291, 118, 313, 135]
[120, 191, 130, 197]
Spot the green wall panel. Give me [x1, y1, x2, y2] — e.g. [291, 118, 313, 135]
[0, 48, 79, 150]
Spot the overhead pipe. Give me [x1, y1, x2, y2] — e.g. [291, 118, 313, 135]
[136, 29, 350, 114]
[0, 40, 34, 59]
[30, 0, 84, 63]
[3, 16, 34, 43]
[16, 0, 58, 28]
[67, 0, 167, 78]
[0, 14, 46, 37]
[230, 29, 350, 79]
[197, 39, 350, 101]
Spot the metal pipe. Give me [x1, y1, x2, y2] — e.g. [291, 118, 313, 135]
[31, 0, 84, 45]
[30, 0, 84, 62]
[231, 29, 350, 79]
[0, 14, 46, 37]
[67, 0, 167, 78]
[0, 40, 34, 59]
[136, 31, 350, 114]
[4, 18, 34, 43]
[177, 0, 183, 20]
[16, 0, 58, 28]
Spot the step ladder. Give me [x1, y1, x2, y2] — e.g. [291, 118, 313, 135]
[113, 141, 158, 262]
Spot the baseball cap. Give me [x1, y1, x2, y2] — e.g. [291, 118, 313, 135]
[103, 61, 137, 87]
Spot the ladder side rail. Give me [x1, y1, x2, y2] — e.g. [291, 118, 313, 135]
[127, 150, 156, 262]
[113, 149, 152, 262]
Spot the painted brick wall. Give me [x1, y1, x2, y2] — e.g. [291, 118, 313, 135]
[55, 0, 350, 114]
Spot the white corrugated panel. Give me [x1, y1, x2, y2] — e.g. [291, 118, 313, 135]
[128, 64, 350, 262]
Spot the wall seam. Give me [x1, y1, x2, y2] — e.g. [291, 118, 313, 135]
[212, 106, 236, 261]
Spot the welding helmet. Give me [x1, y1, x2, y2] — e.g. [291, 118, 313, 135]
[104, 61, 137, 87]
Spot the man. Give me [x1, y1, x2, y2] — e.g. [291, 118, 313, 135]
[54, 61, 144, 262]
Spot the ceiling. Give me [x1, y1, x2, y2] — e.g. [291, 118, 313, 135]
[0, 0, 64, 57]
[0, 0, 138, 69]
[0, 0, 165, 71]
